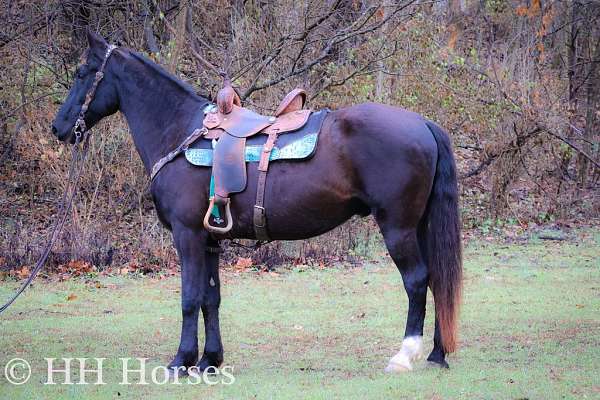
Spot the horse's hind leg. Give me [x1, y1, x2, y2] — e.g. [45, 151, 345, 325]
[378, 222, 428, 372]
[427, 318, 448, 368]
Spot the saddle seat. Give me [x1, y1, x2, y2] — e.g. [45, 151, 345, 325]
[204, 88, 309, 139]
[201, 85, 312, 238]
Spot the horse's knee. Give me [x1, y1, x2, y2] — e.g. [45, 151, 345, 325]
[181, 298, 201, 316]
[202, 294, 220, 308]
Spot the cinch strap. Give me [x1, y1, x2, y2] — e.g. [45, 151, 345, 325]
[253, 131, 278, 241]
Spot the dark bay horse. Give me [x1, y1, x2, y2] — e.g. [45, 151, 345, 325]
[52, 31, 462, 373]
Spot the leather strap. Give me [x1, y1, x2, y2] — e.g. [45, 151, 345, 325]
[150, 126, 207, 180]
[253, 131, 278, 241]
[149, 103, 214, 181]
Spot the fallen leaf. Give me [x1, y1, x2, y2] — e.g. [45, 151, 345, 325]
[67, 294, 77, 301]
[234, 257, 253, 270]
[16, 267, 31, 279]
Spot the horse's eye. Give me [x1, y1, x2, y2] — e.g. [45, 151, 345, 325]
[75, 67, 85, 79]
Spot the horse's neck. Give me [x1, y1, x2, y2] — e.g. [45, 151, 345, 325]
[116, 66, 205, 173]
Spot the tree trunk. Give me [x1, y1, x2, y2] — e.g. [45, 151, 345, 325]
[577, 29, 600, 185]
[142, 0, 160, 57]
[375, 0, 391, 102]
[561, 0, 581, 180]
[168, 4, 187, 74]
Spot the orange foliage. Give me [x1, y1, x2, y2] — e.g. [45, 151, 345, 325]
[234, 257, 253, 271]
[515, 0, 541, 18]
[448, 25, 458, 50]
[529, 0, 541, 17]
[58, 260, 94, 275]
[515, 5, 528, 16]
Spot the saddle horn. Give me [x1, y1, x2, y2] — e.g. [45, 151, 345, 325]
[216, 78, 241, 115]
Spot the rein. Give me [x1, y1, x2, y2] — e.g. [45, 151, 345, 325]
[0, 45, 117, 314]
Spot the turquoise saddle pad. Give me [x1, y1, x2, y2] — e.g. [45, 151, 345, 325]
[185, 133, 318, 166]
[184, 109, 329, 167]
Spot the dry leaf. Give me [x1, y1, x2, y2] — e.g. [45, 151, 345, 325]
[67, 294, 77, 301]
[515, 5, 528, 16]
[234, 257, 253, 270]
[16, 267, 31, 279]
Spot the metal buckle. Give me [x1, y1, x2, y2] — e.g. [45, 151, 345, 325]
[253, 205, 266, 227]
[73, 117, 85, 139]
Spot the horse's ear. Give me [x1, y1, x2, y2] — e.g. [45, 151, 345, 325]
[86, 29, 107, 51]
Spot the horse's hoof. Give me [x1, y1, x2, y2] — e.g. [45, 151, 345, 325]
[385, 336, 423, 373]
[426, 349, 449, 369]
[385, 351, 414, 372]
[167, 365, 190, 378]
[196, 352, 224, 373]
[384, 361, 412, 373]
[426, 359, 449, 369]
[166, 354, 198, 378]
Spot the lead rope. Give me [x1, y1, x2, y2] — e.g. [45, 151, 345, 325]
[0, 130, 91, 314]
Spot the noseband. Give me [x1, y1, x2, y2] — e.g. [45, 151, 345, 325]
[72, 44, 118, 140]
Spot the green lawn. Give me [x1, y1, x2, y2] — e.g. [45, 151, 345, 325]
[1, 233, 599, 399]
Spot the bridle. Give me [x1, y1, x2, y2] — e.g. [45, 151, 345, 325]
[72, 44, 117, 140]
[0, 44, 118, 314]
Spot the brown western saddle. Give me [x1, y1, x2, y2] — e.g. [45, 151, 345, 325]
[202, 83, 311, 240]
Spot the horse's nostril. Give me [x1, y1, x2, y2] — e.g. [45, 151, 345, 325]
[51, 124, 58, 136]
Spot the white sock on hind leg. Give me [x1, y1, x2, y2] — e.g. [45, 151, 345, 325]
[384, 336, 423, 373]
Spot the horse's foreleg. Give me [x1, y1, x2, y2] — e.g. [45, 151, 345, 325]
[379, 225, 428, 373]
[197, 237, 224, 371]
[168, 225, 208, 374]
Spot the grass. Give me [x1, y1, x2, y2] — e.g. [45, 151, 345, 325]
[1, 232, 599, 399]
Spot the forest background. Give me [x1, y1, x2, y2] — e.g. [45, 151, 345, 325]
[0, 0, 598, 274]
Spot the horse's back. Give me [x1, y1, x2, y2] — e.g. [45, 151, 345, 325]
[332, 102, 438, 154]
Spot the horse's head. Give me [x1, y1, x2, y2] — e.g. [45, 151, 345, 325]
[52, 31, 119, 143]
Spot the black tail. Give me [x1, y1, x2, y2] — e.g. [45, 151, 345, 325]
[422, 120, 463, 353]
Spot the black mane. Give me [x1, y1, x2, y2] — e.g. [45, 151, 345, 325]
[129, 50, 210, 106]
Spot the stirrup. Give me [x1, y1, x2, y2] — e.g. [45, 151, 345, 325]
[203, 197, 233, 234]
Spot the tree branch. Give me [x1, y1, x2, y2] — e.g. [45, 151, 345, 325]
[541, 126, 600, 170]
[241, 0, 418, 99]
